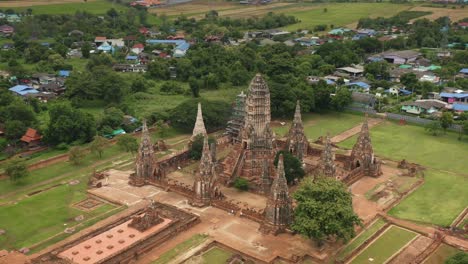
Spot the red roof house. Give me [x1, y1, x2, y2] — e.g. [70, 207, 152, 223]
[139, 27, 150, 35]
[20, 128, 42, 146]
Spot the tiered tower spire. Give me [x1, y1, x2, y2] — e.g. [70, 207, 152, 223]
[348, 115, 382, 177]
[129, 120, 157, 186]
[190, 136, 220, 207]
[260, 154, 293, 234]
[320, 134, 336, 178]
[191, 103, 207, 141]
[287, 100, 308, 162]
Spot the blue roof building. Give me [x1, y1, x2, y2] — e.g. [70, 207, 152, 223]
[146, 39, 190, 57]
[58, 70, 71, 77]
[345, 81, 371, 91]
[460, 68, 468, 74]
[453, 103, 468, 112]
[126, 55, 138, 60]
[9, 85, 38, 96]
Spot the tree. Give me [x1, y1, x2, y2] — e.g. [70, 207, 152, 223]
[440, 112, 453, 133]
[90, 135, 108, 158]
[69, 146, 86, 165]
[400, 73, 418, 90]
[155, 120, 168, 138]
[331, 87, 352, 111]
[274, 151, 305, 185]
[425, 121, 442, 136]
[4, 120, 27, 141]
[364, 61, 390, 80]
[445, 252, 468, 264]
[117, 134, 138, 154]
[44, 102, 96, 145]
[462, 121, 468, 140]
[81, 42, 92, 58]
[100, 107, 124, 130]
[5, 158, 29, 182]
[292, 177, 362, 245]
[189, 77, 200, 98]
[131, 77, 147, 93]
[234, 178, 249, 191]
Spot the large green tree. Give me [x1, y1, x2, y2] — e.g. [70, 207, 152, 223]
[292, 177, 362, 245]
[44, 102, 96, 145]
[5, 158, 29, 182]
[117, 134, 138, 154]
[274, 150, 305, 185]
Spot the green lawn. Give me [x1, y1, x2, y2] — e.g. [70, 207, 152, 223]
[338, 121, 468, 226]
[350, 226, 417, 264]
[0, 181, 118, 250]
[201, 247, 233, 263]
[338, 121, 468, 174]
[423, 244, 461, 264]
[273, 112, 364, 141]
[282, 3, 414, 31]
[13, 0, 128, 15]
[389, 170, 468, 227]
[152, 234, 208, 264]
[337, 218, 387, 261]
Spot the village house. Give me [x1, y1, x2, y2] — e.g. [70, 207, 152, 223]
[345, 81, 371, 92]
[351, 92, 377, 109]
[0, 25, 14, 36]
[336, 66, 364, 79]
[439, 91, 468, 104]
[263, 29, 290, 39]
[9, 85, 38, 96]
[20, 128, 42, 148]
[113, 64, 147, 73]
[401, 100, 447, 115]
[382, 50, 421, 64]
[458, 68, 468, 78]
[384, 86, 412, 96]
[31, 73, 56, 86]
[131, 43, 145, 54]
[146, 39, 190, 57]
[130, 0, 161, 7]
[94, 36, 107, 46]
[6, 14, 21, 23]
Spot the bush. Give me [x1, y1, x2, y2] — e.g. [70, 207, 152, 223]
[56, 143, 69, 151]
[234, 178, 249, 191]
[160, 81, 185, 95]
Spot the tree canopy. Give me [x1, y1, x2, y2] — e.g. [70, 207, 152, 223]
[292, 177, 362, 245]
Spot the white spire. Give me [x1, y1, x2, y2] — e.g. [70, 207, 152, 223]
[191, 103, 207, 140]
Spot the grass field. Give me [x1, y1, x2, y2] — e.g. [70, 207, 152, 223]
[200, 246, 233, 263]
[350, 226, 417, 264]
[408, 5, 468, 22]
[8, 0, 127, 14]
[281, 3, 414, 31]
[338, 121, 468, 226]
[423, 244, 461, 264]
[389, 170, 468, 227]
[338, 121, 468, 174]
[273, 111, 364, 141]
[0, 180, 119, 250]
[152, 234, 208, 264]
[337, 218, 387, 261]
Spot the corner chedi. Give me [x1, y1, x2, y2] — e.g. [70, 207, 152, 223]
[286, 100, 308, 163]
[191, 102, 208, 142]
[347, 115, 382, 177]
[129, 120, 157, 187]
[189, 136, 223, 207]
[319, 133, 336, 178]
[260, 154, 293, 235]
[128, 200, 164, 232]
[221, 74, 276, 190]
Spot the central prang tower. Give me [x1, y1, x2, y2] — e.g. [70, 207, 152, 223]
[222, 74, 276, 191]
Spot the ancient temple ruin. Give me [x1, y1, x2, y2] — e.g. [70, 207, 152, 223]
[319, 134, 336, 178]
[129, 121, 157, 186]
[286, 101, 308, 162]
[221, 74, 276, 190]
[128, 200, 164, 232]
[190, 136, 222, 207]
[347, 116, 382, 177]
[191, 103, 208, 141]
[226, 91, 246, 143]
[259, 154, 293, 235]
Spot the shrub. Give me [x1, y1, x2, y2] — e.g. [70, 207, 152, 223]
[234, 178, 249, 191]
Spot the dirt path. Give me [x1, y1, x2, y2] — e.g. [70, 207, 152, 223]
[331, 118, 383, 143]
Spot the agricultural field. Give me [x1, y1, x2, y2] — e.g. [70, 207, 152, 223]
[349, 226, 417, 264]
[408, 5, 468, 22]
[339, 120, 468, 227]
[273, 111, 364, 141]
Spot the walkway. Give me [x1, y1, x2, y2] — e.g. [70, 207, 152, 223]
[330, 118, 383, 143]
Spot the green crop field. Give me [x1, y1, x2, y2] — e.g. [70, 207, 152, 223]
[273, 111, 363, 141]
[337, 218, 387, 261]
[350, 226, 417, 264]
[282, 3, 415, 31]
[201, 247, 233, 263]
